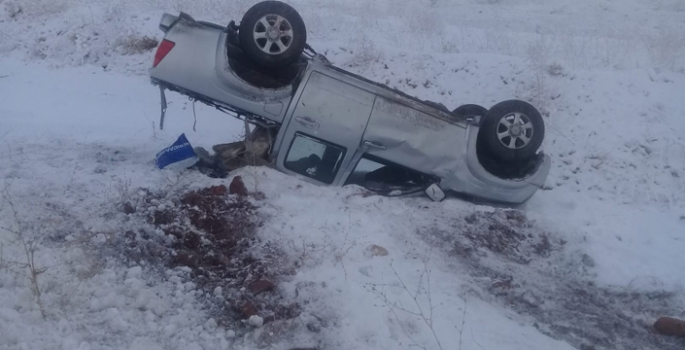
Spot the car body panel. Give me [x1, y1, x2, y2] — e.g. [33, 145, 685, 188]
[274, 71, 376, 186]
[362, 96, 463, 182]
[148, 12, 552, 204]
[150, 15, 294, 124]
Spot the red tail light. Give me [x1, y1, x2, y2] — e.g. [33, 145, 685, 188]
[153, 39, 175, 68]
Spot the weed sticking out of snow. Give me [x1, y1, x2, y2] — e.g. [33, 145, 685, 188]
[117, 35, 159, 55]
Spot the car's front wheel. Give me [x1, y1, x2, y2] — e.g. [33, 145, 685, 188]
[239, 1, 307, 68]
[479, 100, 545, 163]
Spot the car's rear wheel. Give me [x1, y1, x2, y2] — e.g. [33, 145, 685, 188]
[478, 100, 545, 162]
[239, 1, 307, 68]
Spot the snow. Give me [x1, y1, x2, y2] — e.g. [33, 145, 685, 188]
[247, 315, 263, 328]
[1, 0, 685, 349]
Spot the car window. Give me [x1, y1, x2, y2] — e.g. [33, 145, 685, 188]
[284, 133, 346, 184]
[344, 157, 384, 186]
[345, 154, 432, 192]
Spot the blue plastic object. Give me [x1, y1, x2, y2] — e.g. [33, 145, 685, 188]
[155, 133, 198, 169]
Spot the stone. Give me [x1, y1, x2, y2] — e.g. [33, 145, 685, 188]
[123, 202, 136, 214]
[208, 185, 227, 196]
[654, 317, 685, 337]
[239, 301, 258, 319]
[229, 176, 248, 196]
[248, 279, 275, 295]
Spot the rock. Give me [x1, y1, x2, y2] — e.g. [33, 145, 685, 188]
[263, 315, 275, 325]
[123, 202, 136, 214]
[124, 230, 136, 240]
[248, 279, 275, 295]
[365, 244, 389, 257]
[208, 185, 227, 196]
[229, 176, 248, 196]
[654, 317, 685, 337]
[248, 315, 264, 327]
[172, 251, 199, 269]
[239, 301, 258, 318]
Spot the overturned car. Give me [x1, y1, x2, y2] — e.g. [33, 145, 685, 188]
[149, 1, 551, 204]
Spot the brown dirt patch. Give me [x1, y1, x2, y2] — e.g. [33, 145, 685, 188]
[115, 184, 299, 332]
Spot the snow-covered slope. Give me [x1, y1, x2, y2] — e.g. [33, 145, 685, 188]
[1, 0, 684, 349]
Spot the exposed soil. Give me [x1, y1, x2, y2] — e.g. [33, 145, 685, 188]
[423, 209, 685, 350]
[113, 179, 299, 333]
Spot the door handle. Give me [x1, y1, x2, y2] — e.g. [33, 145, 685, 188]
[363, 140, 386, 150]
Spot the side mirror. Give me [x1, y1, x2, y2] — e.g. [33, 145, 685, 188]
[425, 183, 445, 202]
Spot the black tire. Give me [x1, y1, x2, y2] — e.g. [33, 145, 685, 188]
[479, 100, 545, 162]
[239, 1, 307, 68]
[452, 104, 488, 120]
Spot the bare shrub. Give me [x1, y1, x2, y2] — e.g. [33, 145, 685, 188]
[368, 261, 447, 350]
[118, 35, 159, 55]
[645, 27, 685, 71]
[0, 187, 47, 319]
[523, 34, 554, 106]
[348, 34, 382, 67]
[547, 62, 565, 77]
[441, 40, 459, 54]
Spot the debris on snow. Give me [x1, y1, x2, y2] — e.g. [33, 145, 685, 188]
[365, 244, 389, 257]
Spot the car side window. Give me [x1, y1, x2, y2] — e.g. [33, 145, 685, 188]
[284, 133, 346, 184]
[344, 154, 432, 192]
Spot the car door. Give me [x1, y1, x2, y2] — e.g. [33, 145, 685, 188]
[276, 71, 376, 186]
[360, 96, 463, 180]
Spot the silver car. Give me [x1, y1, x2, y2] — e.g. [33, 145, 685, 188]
[148, 1, 551, 204]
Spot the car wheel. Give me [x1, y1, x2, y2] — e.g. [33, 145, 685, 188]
[239, 1, 307, 68]
[479, 100, 545, 162]
[452, 104, 488, 120]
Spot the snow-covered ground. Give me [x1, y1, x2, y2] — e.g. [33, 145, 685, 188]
[1, 0, 685, 349]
